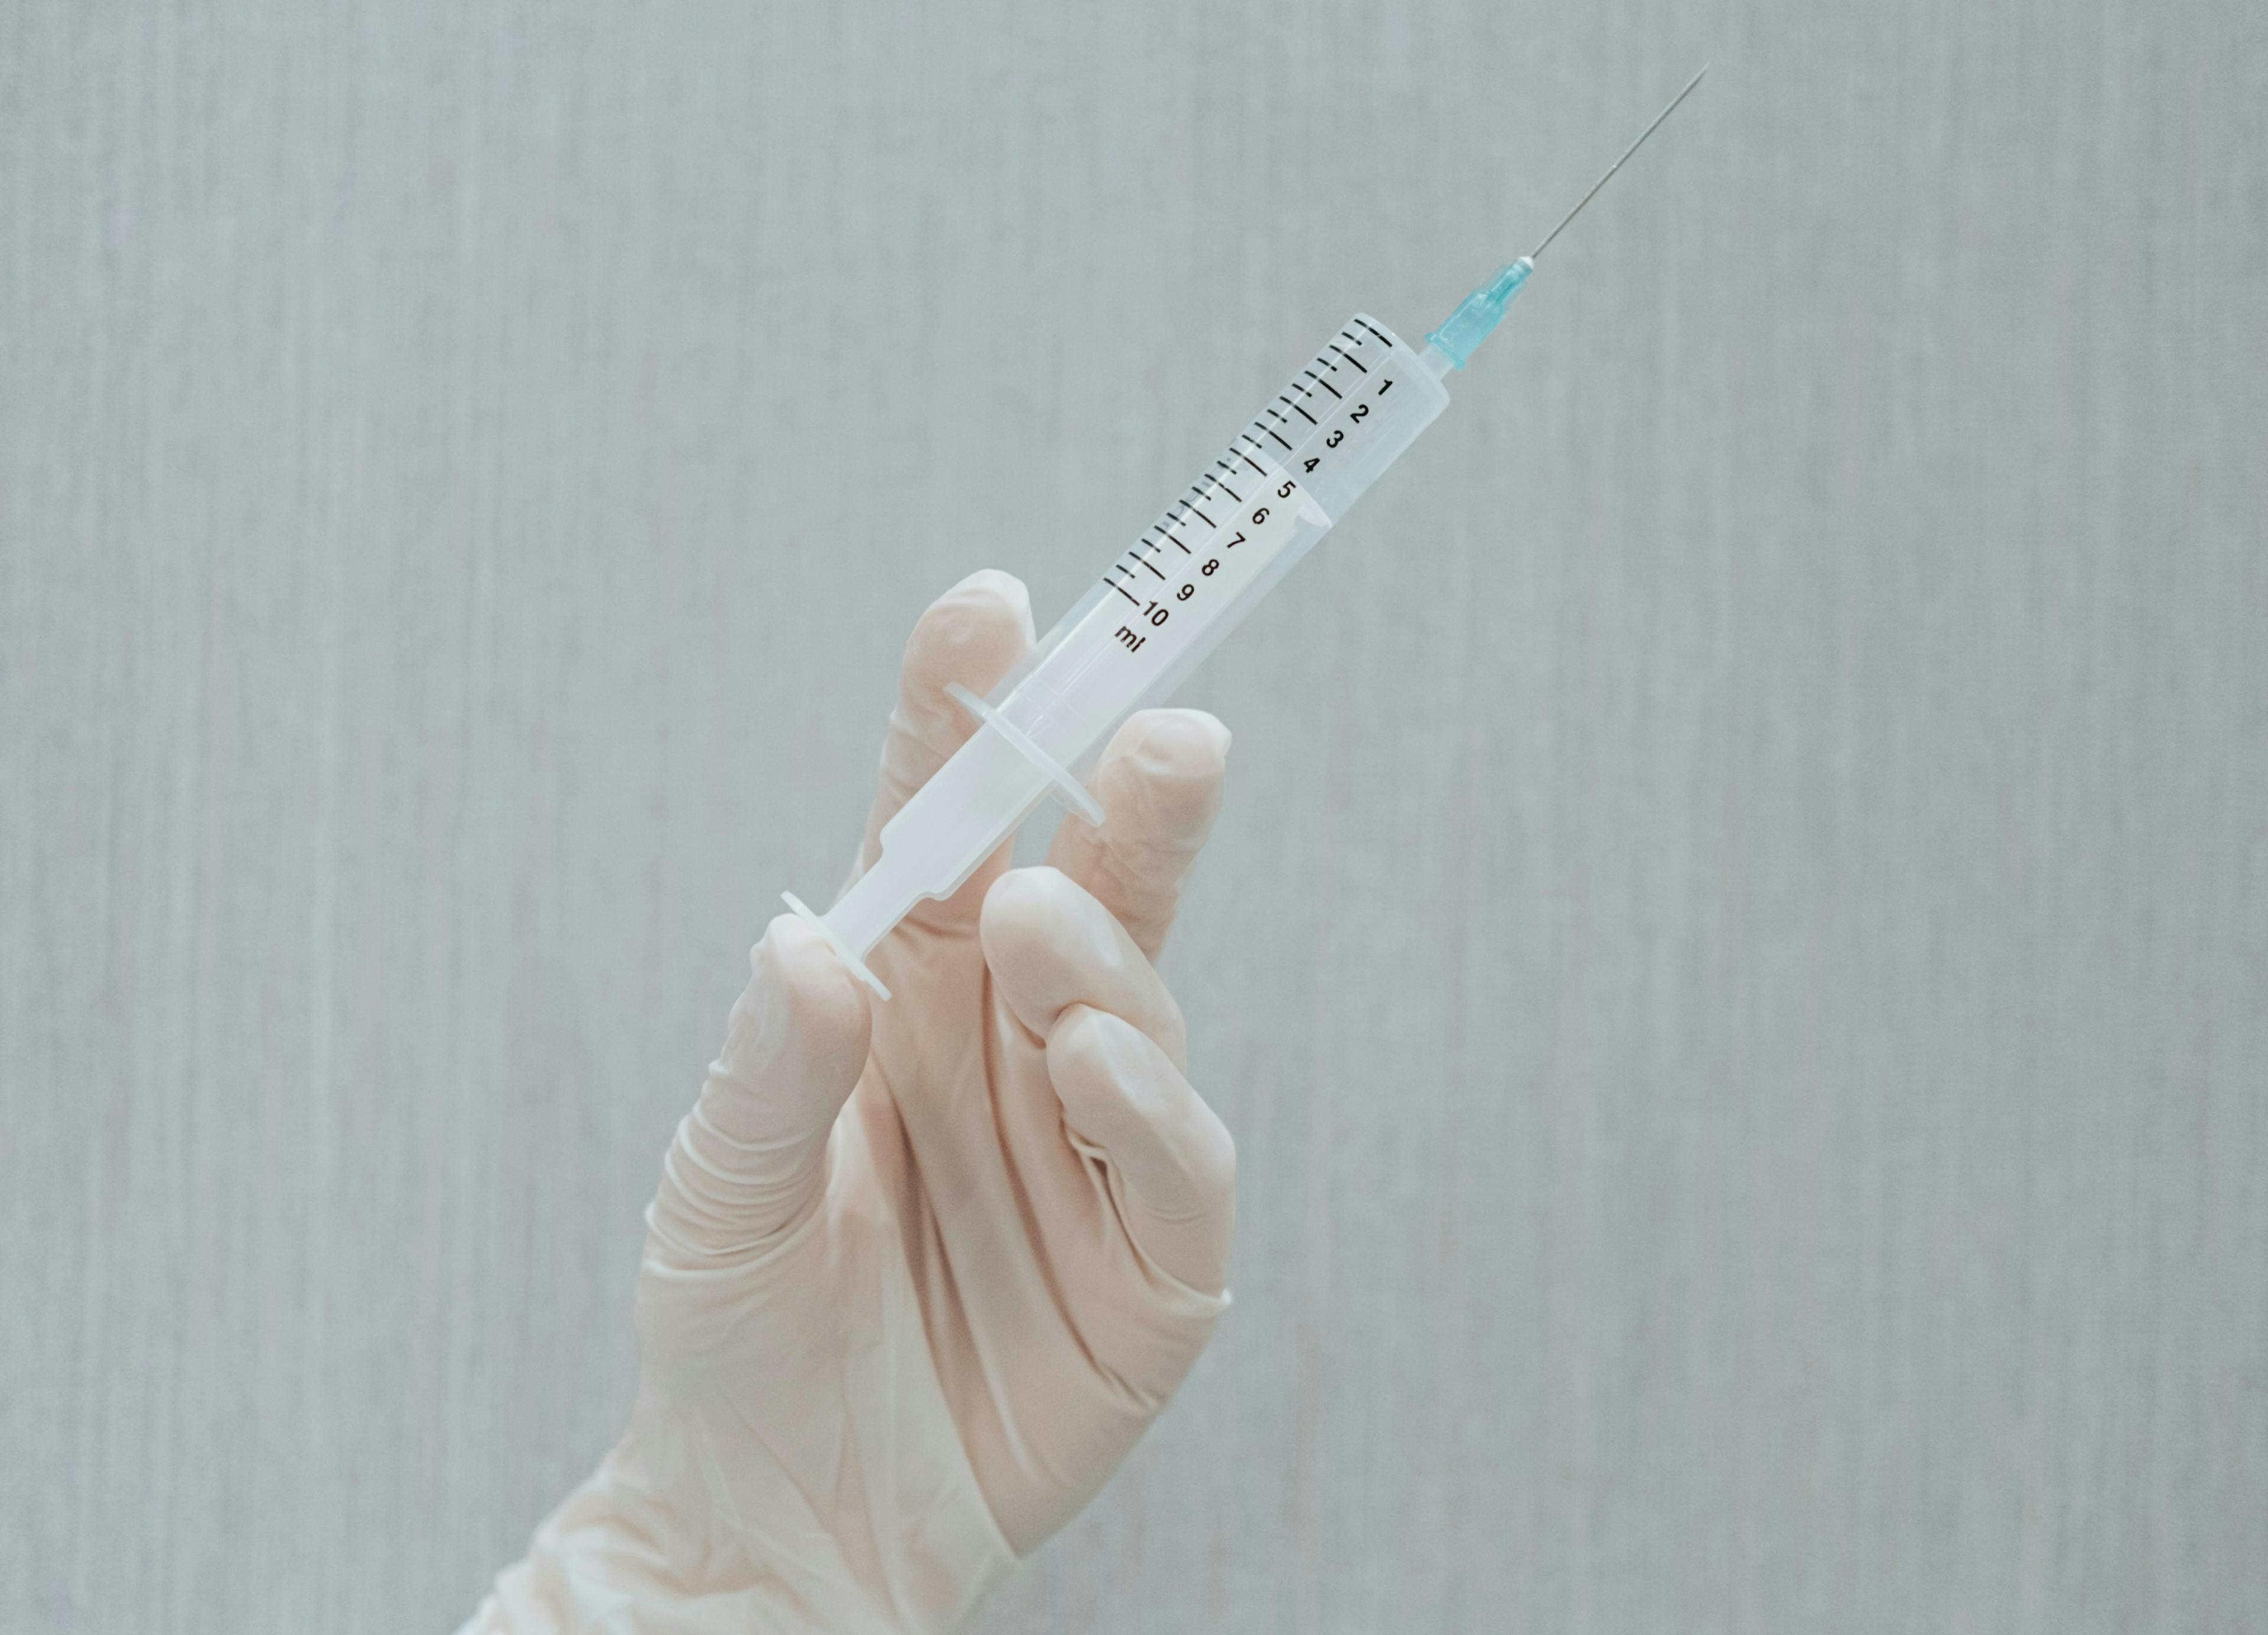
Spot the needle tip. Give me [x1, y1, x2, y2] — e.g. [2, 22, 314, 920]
[1528, 63, 1712, 262]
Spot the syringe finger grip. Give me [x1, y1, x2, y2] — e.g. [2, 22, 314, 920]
[781, 892, 892, 1000]
[946, 683, 1104, 826]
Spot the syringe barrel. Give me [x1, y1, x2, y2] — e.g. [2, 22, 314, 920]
[809, 314, 1450, 980]
[988, 314, 1449, 777]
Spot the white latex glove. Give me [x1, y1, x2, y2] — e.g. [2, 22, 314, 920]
[462, 570, 1239, 1634]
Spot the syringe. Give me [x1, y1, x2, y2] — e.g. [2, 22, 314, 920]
[788, 67, 1708, 998]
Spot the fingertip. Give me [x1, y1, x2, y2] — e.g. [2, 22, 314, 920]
[901, 570, 1034, 703]
[979, 864, 1087, 946]
[1132, 706, 1232, 769]
[1106, 708, 1231, 831]
[980, 866, 1188, 1065]
[979, 867, 1123, 1020]
[1045, 708, 1234, 961]
[957, 566, 1035, 631]
[756, 913, 874, 1080]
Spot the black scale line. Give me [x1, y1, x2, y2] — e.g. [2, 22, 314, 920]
[1112, 582, 1140, 605]
[1353, 316, 1393, 348]
[1304, 368, 1344, 399]
[1328, 343, 1367, 373]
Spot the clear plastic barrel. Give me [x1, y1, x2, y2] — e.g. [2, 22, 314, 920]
[806, 314, 1450, 981]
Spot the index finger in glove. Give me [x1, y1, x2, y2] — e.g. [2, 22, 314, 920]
[850, 570, 1034, 928]
[1046, 709, 1231, 961]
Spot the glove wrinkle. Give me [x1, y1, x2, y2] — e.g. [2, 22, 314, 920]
[465, 577, 1236, 1632]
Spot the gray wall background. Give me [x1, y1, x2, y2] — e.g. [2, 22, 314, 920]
[3, 2, 2263, 1631]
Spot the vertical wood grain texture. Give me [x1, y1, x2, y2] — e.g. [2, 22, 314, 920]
[2, 3, 2262, 1630]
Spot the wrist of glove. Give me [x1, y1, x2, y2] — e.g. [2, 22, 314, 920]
[463, 570, 1239, 1634]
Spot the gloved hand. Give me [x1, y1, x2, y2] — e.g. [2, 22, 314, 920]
[463, 570, 1239, 1634]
